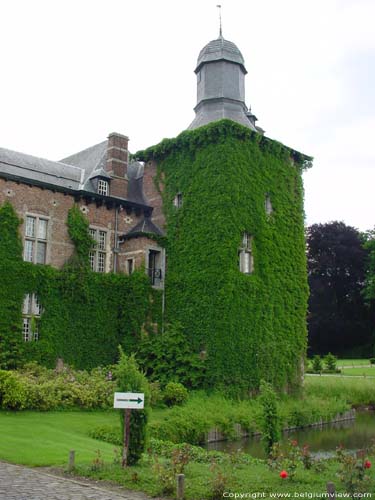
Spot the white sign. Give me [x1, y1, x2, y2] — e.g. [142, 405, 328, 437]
[113, 392, 144, 409]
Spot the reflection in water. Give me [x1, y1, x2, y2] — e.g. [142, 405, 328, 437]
[205, 411, 375, 459]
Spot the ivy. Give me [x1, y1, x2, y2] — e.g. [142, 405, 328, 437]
[0, 203, 160, 369]
[136, 119, 309, 395]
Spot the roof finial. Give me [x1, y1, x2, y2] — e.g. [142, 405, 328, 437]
[216, 4, 223, 38]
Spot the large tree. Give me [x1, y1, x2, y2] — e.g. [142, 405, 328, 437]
[306, 221, 373, 356]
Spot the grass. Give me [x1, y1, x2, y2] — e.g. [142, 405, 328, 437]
[0, 410, 119, 466]
[340, 367, 375, 377]
[73, 453, 375, 498]
[0, 378, 375, 498]
[336, 359, 372, 367]
[304, 376, 375, 406]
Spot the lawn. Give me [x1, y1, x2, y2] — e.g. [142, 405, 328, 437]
[336, 359, 371, 367]
[0, 410, 119, 466]
[340, 367, 375, 377]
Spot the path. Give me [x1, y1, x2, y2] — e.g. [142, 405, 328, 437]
[0, 461, 152, 500]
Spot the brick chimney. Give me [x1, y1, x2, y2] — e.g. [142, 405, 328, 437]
[106, 132, 129, 198]
[106, 132, 129, 178]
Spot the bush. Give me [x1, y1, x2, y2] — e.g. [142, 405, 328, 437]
[114, 349, 150, 466]
[0, 363, 115, 410]
[370, 358, 375, 365]
[258, 380, 282, 456]
[312, 355, 323, 373]
[163, 382, 188, 407]
[324, 353, 337, 372]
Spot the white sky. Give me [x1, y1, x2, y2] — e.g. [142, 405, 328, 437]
[1, 0, 374, 230]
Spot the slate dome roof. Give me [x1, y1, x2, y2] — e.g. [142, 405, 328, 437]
[195, 37, 246, 73]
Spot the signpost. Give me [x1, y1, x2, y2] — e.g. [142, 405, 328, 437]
[113, 392, 144, 467]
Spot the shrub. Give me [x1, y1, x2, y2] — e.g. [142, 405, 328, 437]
[163, 382, 188, 407]
[258, 380, 281, 456]
[136, 322, 205, 388]
[370, 358, 375, 365]
[0, 370, 28, 409]
[324, 352, 337, 372]
[114, 349, 150, 466]
[0, 363, 115, 411]
[312, 355, 323, 373]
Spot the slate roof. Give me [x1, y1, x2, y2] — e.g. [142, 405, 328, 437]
[120, 216, 164, 241]
[195, 37, 246, 73]
[0, 141, 151, 209]
[0, 147, 83, 190]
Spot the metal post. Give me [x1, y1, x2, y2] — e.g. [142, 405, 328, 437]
[176, 474, 185, 499]
[326, 482, 336, 499]
[68, 450, 75, 472]
[122, 408, 131, 468]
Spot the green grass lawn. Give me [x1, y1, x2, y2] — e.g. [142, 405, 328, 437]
[336, 359, 371, 367]
[0, 410, 119, 466]
[340, 366, 375, 376]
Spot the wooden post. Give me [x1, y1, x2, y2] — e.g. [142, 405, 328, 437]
[122, 408, 131, 468]
[68, 450, 75, 472]
[326, 482, 336, 499]
[176, 474, 185, 499]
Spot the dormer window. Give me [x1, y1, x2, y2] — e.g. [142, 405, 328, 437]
[174, 193, 183, 208]
[239, 232, 254, 274]
[98, 180, 109, 196]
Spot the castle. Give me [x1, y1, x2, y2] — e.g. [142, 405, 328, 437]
[0, 34, 310, 391]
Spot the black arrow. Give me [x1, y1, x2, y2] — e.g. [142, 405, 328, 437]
[117, 397, 143, 404]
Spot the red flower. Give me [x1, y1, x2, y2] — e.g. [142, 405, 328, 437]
[280, 470, 288, 479]
[291, 440, 298, 447]
[364, 460, 371, 469]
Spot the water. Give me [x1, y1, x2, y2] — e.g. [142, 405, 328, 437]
[204, 411, 375, 458]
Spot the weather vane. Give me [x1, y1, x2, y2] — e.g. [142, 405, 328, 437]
[216, 4, 223, 38]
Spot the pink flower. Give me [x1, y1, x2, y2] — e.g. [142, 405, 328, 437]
[280, 470, 288, 479]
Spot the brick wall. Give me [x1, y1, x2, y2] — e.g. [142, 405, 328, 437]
[0, 179, 150, 272]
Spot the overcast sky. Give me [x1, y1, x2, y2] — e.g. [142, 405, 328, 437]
[1, 0, 374, 230]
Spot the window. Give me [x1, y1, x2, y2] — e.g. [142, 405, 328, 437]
[89, 228, 107, 272]
[173, 192, 183, 208]
[126, 258, 134, 275]
[97, 180, 109, 196]
[239, 232, 254, 274]
[22, 293, 42, 341]
[265, 195, 273, 215]
[147, 249, 163, 287]
[24, 215, 48, 264]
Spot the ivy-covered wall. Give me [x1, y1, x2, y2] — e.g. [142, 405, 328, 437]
[137, 120, 310, 393]
[0, 203, 160, 370]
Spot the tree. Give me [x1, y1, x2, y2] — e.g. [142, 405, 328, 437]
[306, 222, 373, 356]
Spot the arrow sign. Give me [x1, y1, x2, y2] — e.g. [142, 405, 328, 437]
[114, 392, 144, 409]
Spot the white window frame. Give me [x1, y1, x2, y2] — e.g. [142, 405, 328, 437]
[239, 232, 254, 274]
[23, 214, 49, 264]
[97, 179, 109, 196]
[89, 227, 108, 273]
[22, 293, 42, 341]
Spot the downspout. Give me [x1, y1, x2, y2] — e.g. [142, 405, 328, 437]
[113, 205, 120, 273]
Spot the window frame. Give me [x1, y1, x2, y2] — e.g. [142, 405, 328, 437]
[22, 293, 42, 342]
[97, 179, 109, 196]
[23, 214, 49, 264]
[89, 227, 108, 273]
[239, 232, 254, 275]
